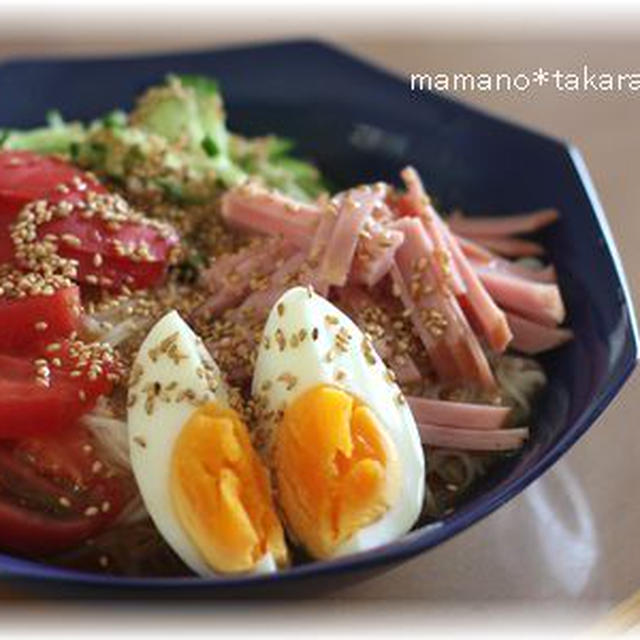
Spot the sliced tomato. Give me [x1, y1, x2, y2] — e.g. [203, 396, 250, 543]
[0, 343, 121, 438]
[0, 150, 179, 289]
[0, 283, 82, 354]
[0, 423, 126, 555]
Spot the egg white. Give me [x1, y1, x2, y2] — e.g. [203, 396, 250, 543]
[127, 310, 277, 577]
[251, 286, 426, 557]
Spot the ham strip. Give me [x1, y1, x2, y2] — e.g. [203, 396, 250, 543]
[461, 235, 545, 258]
[392, 217, 496, 390]
[221, 181, 320, 246]
[506, 312, 573, 354]
[418, 423, 529, 450]
[351, 225, 405, 287]
[220, 181, 404, 288]
[319, 189, 373, 286]
[475, 266, 566, 327]
[335, 285, 422, 385]
[449, 208, 559, 236]
[232, 253, 310, 319]
[408, 396, 511, 430]
[439, 223, 512, 352]
[400, 167, 466, 296]
[459, 236, 557, 284]
[200, 238, 297, 316]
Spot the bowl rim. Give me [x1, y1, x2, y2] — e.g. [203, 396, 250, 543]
[0, 38, 637, 591]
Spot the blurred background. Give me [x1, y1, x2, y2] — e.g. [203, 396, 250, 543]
[0, 0, 639, 634]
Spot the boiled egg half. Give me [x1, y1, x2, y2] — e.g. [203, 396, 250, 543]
[252, 287, 425, 560]
[127, 310, 288, 576]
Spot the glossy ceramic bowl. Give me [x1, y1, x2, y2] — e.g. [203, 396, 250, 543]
[0, 40, 636, 596]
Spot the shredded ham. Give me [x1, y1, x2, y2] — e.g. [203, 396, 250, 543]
[459, 236, 557, 284]
[220, 181, 320, 246]
[506, 311, 573, 354]
[201, 166, 571, 454]
[408, 396, 511, 430]
[230, 252, 310, 320]
[400, 167, 466, 296]
[200, 238, 297, 316]
[460, 235, 545, 258]
[475, 266, 566, 327]
[220, 181, 404, 289]
[449, 208, 559, 236]
[392, 217, 496, 390]
[351, 224, 405, 287]
[441, 223, 512, 352]
[418, 423, 529, 450]
[319, 188, 373, 286]
[335, 284, 422, 385]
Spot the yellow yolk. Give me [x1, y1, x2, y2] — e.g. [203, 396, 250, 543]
[273, 385, 399, 559]
[170, 402, 288, 574]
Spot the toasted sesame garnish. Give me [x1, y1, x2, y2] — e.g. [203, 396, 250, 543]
[34, 321, 48, 332]
[275, 328, 286, 352]
[84, 506, 99, 517]
[421, 308, 448, 338]
[361, 336, 377, 365]
[276, 372, 298, 391]
[0, 265, 74, 301]
[133, 435, 147, 448]
[58, 496, 71, 508]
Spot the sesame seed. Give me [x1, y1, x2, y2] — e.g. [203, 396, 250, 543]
[276, 372, 298, 391]
[84, 506, 99, 517]
[61, 233, 82, 248]
[58, 496, 71, 508]
[34, 321, 48, 331]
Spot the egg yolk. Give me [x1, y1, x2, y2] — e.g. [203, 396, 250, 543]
[274, 385, 399, 559]
[170, 402, 288, 574]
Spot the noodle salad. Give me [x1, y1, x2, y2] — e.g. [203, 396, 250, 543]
[0, 75, 570, 576]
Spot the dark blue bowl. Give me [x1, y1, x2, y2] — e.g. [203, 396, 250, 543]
[0, 40, 636, 596]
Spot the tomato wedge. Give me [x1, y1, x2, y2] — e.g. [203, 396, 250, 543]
[0, 341, 122, 439]
[0, 423, 126, 555]
[0, 269, 82, 354]
[0, 150, 180, 289]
